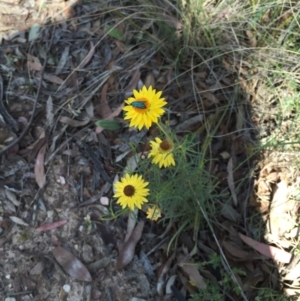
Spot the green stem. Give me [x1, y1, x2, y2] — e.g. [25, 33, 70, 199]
[157, 121, 171, 140]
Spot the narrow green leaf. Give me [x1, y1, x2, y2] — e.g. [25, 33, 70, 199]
[95, 119, 121, 130]
[104, 25, 125, 41]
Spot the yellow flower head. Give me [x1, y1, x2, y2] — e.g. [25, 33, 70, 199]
[113, 174, 150, 211]
[146, 205, 162, 221]
[123, 86, 167, 130]
[148, 137, 175, 168]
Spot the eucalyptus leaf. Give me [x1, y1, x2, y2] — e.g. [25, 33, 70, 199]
[29, 24, 41, 41]
[95, 119, 121, 130]
[104, 25, 125, 41]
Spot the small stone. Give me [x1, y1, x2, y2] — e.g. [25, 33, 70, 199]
[63, 284, 71, 293]
[100, 196, 109, 205]
[82, 244, 94, 263]
[5, 274, 11, 279]
[5, 298, 16, 301]
[47, 210, 54, 218]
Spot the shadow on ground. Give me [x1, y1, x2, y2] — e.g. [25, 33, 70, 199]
[0, 1, 297, 301]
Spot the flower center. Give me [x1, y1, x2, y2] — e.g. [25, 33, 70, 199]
[160, 140, 172, 152]
[123, 185, 135, 197]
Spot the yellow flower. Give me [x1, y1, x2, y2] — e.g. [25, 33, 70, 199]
[146, 205, 162, 221]
[148, 137, 175, 168]
[113, 174, 150, 211]
[123, 86, 167, 130]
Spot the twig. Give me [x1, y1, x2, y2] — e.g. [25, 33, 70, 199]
[0, 27, 54, 158]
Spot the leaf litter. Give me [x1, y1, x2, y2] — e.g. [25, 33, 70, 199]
[0, 1, 299, 300]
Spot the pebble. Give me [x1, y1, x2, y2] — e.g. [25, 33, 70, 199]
[63, 284, 71, 293]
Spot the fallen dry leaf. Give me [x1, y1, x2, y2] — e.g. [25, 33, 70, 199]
[124, 68, 141, 96]
[55, 45, 69, 75]
[238, 232, 292, 264]
[59, 116, 90, 127]
[269, 180, 294, 237]
[36, 220, 67, 232]
[144, 72, 155, 88]
[46, 96, 54, 127]
[34, 143, 47, 189]
[81, 41, 95, 68]
[223, 241, 250, 260]
[27, 54, 42, 71]
[43, 73, 64, 85]
[179, 261, 206, 289]
[9, 216, 29, 227]
[285, 261, 300, 281]
[52, 246, 93, 282]
[116, 220, 144, 269]
[125, 209, 138, 242]
[114, 40, 126, 53]
[97, 82, 112, 118]
[157, 252, 176, 296]
[246, 30, 257, 47]
[227, 157, 238, 206]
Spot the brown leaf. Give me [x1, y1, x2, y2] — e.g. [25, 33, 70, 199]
[36, 220, 67, 232]
[179, 261, 206, 289]
[269, 180, 293, 237]
[43, 73, 64, 85]
[34, 143, 47, 189]
[144, 72, 155, 87]
[125, 209, 138, 242]
[27, 54, 42, 71]
[246, 30, 257, 47]
[52, 246, 93, 282]
[30, 261, 44, 275]
[55, 45, 69, 75]
[124, 69, 141, 95]
[227, 157, 238, 206]
[116, 220, 144, 269]
[59, 116, 90, 127]
[115, 40, 126, 53]
[27, 136, 47, 161]
[201, 91, 219, 104]
[96, 82, 112, 118]
[81, 41, 95, 68]
[238, 232, 292, 264]
[223, 241, 250, 259]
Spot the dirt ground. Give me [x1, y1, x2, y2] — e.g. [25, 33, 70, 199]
[1, 1, 300, 301]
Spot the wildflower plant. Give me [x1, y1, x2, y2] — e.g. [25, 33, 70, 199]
[111, 85, 219, 246]
[123, 86, 167, 130]
[148, 137, 175, 168]
[113, 173, 149, 211]
[146, 205, 162, 221]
